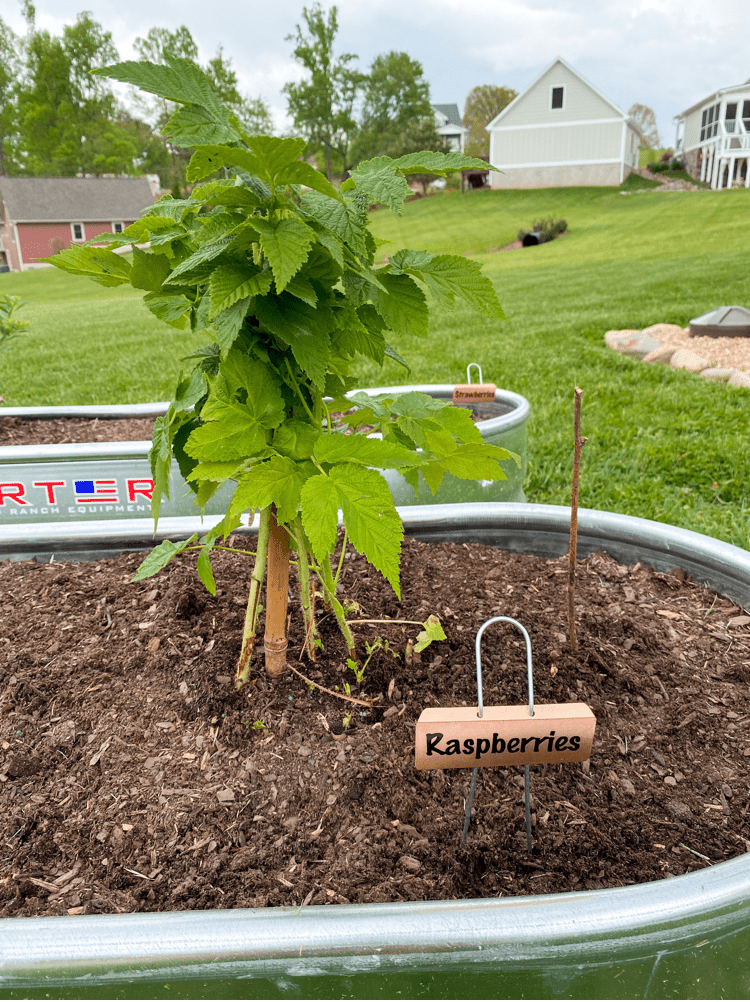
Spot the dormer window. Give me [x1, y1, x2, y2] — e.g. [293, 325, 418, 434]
[550, 85, 565, 110]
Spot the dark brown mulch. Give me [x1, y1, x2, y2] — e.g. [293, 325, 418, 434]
[0, 416, 155, 446]
[1, 527, 749, 918]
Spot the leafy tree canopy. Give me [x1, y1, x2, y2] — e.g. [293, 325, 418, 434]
[463, 84, 517, 159]
[628, 103, 660, 149]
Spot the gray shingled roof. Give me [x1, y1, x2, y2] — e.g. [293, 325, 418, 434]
[432, 104, 463, 128]
[0, 176, 154, 223]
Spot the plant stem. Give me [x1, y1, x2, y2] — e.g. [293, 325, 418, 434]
[264, 507, 291, 677]
[568, 386, 587, 650]
[333, 528, 348, 590]
[345, 617, 425, 627]
[318, 555, 357, 660]
[284, 358, 316, 424]
[293, 518, 320, 660]
[287, 663, 375, 707]
[235, 506, 270, 689]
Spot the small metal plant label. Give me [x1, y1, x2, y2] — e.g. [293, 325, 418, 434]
[415, 702, 596, 770]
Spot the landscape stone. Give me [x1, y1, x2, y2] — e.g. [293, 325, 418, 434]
[604, 329, 641, 349]
[642, 323, 686, 339]
[610, 332, 662, 359]
[670, 348, 710, 373]
[699, 368, 735, 382]
[642, 345, 677, 364]
[728, 370, 750, 387]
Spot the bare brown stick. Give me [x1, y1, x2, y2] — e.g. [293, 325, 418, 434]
[568, 386, 588, 650]
[287, 663, 376, 707]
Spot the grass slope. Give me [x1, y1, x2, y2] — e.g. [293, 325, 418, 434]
[365, 185, 750, 548]
[1, 184, 748, 547]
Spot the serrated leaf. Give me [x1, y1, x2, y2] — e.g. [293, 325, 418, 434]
[143, 292, 192, 329]
[195, 478, 221, 508]
[384, 343, 410, 370]
[330, 465, 403, 597]
[173, 368, 207, 413]
[187, 460, 246, 482]
[299, 191, 367, 258]
[185, 410, 269, 462]
[252, 216, 315, 293]
[284, 273, 317, 307]
[314, 433, 422, 470]
[432, 441, 512, 481]
[196, 546, 217, 594]
[209, 297, 253, 356]
[414, 615, 446, 653]
[300, 474, 341, 564]
[436, 404, 484, 444]
[229, 457, 313, 525]
[275, 159, 343, 201]
[253, 297, 332, 390]
[149, 412, 172, 525]
[189, 181, 263, 210]
[372, 273, 428, 338]
[390, 150, 498, 175]
[348, 163, 411, 214]
[166, 216, 244, 283]
[209, 265, 273, 317]
[272, 420, 320, 461]
[391, 251, 506, 320]
[420, 461, 446, 494]
[100, 58, 232, 123]
[45, 246, 132, 287]
[164, 103, 238, 147]
[130, 247, 172, 292]
[132, 536, 196, 582]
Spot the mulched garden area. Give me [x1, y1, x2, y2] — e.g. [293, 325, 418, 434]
[2, 529, 749, 917]
[0, 416, 155, 446]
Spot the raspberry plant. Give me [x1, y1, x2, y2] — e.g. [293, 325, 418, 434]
[48, 57, 515, 686]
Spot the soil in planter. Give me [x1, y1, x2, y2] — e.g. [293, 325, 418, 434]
[0, 416, 155, 446]
[0, 400, 506, 449]
[1, 535, 749, 918]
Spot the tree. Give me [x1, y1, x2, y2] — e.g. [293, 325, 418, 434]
[0, 17, 21, 175]
[351, 51, 438, 165]
[13, 10, 139, 176]
[628, 103, 660, 150]
[463, 84, 517, 159]
[205, 46, 272, 134]
[283, 3, 362, 179]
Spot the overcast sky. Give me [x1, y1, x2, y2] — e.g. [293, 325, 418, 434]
[5, 0, 750, 146]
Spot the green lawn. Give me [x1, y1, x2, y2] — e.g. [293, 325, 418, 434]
[1, 183, 748, 548]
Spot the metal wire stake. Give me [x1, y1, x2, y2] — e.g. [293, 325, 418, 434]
[461, 617, 535, 851]
[466, 362, 483, 385]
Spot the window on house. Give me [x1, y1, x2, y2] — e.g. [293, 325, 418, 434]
[725, 103, 737, 133]
[71, 222, 84, 241]
[742, 100, 750, 133]
[112, 222, 124, 234]
[550, 85, 564, 110]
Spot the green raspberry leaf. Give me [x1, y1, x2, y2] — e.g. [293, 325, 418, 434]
[209, 265, 273, 317]
[414, 614, 446, 653]
[132, 535, 197, 582]
[300, 474, 341, 565]
[45, 246, 132, 287]
[252, 216, 315, 293]
[229, 457, 314, 525]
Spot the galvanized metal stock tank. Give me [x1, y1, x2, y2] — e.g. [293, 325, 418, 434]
[0, 387, 528, 541]
[1, 503, 750, 998]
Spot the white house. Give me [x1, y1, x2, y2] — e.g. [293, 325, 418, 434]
[487, 58, 642, 188]
[432, 104, 468, 153]
[674, 81, 750, 189]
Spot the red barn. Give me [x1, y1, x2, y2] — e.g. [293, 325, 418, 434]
[0, 176, 157, 272]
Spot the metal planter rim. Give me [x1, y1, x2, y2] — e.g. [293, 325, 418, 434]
[1, 503, 749, 989]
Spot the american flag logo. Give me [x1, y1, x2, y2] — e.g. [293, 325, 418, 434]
[74, 479, 119, 503]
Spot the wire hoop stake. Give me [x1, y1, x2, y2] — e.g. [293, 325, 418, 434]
[461, 617, 535, 852]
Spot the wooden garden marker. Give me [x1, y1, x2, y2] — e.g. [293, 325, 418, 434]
[414, 616, 597, 847]
[452, 362, 497, 404]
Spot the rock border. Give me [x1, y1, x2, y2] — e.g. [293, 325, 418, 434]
[604, 326, 750, 388]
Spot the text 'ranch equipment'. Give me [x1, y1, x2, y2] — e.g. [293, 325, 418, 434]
[415, 617, 596, 848]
